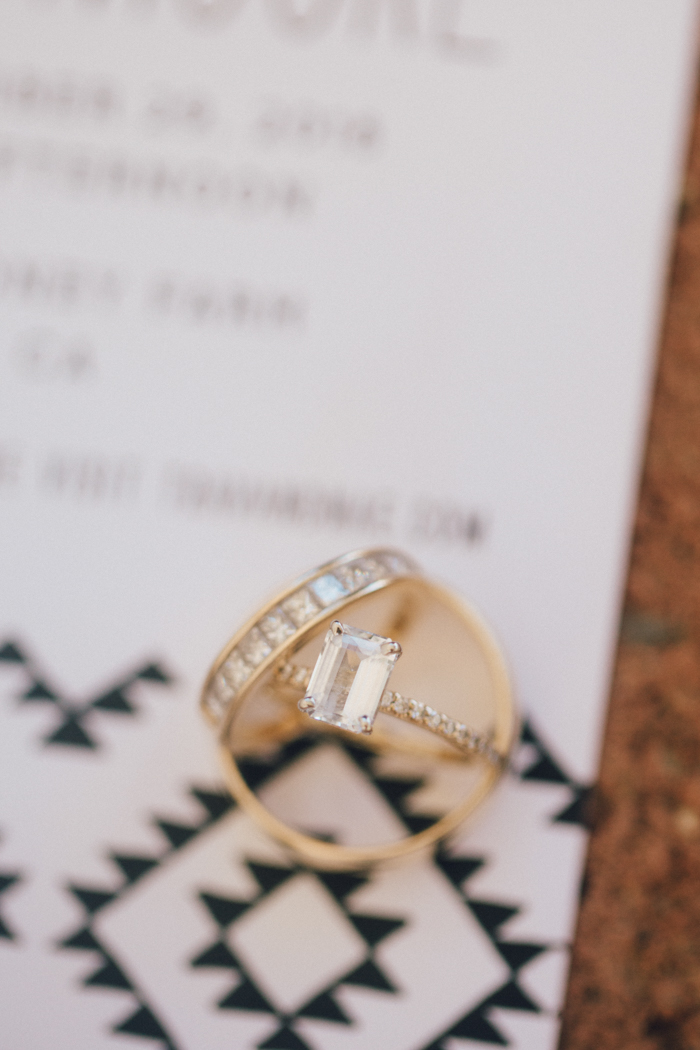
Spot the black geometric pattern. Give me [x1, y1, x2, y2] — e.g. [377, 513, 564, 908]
[0, 639, 173, 749]
[0, 847, 21, 942]
[518, 719, 593, 830]
[414, 719, 590, 1048]
[419, 851, 545, 1048]
[58, 723, 588, 1050]
[192, 858, 404, 1049]
[60, 784, 236, 1050]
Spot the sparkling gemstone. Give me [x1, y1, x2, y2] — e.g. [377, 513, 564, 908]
[213, 672, 235, 702]
[310, 573, 347, 607]
[409, 700, 423, 720]
[393, 694, 409, 715]
[238, 627, 272, 667]
[205, 674, 234, 718]
[425, 707, 441, 729]
[259, 608, 295, 646]
[358, 556, 384, 578]
[289, 665, 311, 690]
[380, 551, 413, 576]
[282, 588, 319, 627]
[441, 717, 456, 737]
[303, 622, 401, 734]
[222, 651, 251, 689]
[276, 662, 312, 692]
[335, 558, 382, 593]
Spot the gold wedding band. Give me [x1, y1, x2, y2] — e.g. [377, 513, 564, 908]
[201, 548, 517, 869]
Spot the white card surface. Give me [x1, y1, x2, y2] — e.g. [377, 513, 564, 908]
[0, 3, 697, 1048]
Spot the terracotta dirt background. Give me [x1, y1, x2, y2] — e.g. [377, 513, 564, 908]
[559, 67, 700, 1050]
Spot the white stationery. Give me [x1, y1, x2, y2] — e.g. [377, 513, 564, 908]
[0, 3, 697, 1047]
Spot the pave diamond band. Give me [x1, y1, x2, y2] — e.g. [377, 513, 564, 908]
[202, 547, 517, 869]
[275, 658, 502, 766]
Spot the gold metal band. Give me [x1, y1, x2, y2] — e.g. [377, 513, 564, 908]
[201, 548, 517, 869]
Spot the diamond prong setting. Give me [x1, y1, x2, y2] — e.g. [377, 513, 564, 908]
[298, 696, 316, 713]
[301, 622, 401, 735]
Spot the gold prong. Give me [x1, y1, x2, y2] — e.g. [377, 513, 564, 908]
[381, 639, 402, 657]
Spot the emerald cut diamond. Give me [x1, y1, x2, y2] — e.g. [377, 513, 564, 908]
[300, 621, 401, 734]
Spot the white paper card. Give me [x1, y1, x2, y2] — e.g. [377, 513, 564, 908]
[0, 2, 697, 1048]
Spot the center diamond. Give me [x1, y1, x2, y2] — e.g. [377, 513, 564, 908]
[301, 621, 401, 734]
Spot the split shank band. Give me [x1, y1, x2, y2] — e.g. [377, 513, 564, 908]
[201, 548, 517, 869]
